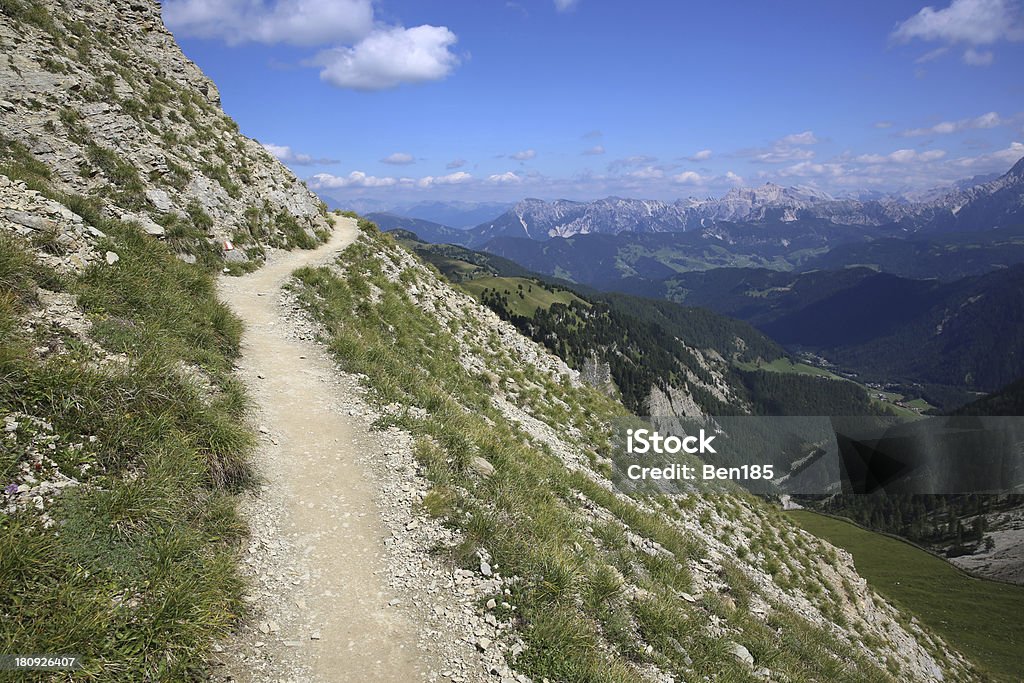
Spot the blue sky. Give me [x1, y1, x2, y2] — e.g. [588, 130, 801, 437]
[163, 0, 1024, 203]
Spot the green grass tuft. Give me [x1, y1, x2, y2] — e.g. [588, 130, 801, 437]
[0, 212, 255, 679]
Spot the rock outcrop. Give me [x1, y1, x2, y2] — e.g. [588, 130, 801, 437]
[1, 0, 330, 270]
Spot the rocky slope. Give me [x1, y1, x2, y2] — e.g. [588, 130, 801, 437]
[1, 0, 330, 272]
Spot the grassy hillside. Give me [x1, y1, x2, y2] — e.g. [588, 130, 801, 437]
[416, 241, 897, 419]
[735, 357, 840, 379]
[288, 220, 971, 682]
[460, 276, 586, 317]
[1, 222, 253, 679]
[788, 510, 1024, 682]
[0, 1, 341, 673]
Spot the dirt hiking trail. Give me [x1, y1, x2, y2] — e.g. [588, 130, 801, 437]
[215, 216, 430, 682]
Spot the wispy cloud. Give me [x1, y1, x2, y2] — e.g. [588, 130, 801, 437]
[855, 148, 947, 163]
[310, 170, 397, 188]
[262, 143, 338, 166]
[687, 149, 713, 162]
[309, 170, 472, 189]
[628, 166, 664, 180]
[949, 140, 1024, 169]
[891, 0, 1024, 65]
[381, 152, 416, 165]
[582, 145, 605, 156]
[510, 149, 537, 161]
[769, 140, 1021, 190]
[779, 131, 820, 145]
[901, 111, 1005, 136]
[554, 0, 579, 13]
[915, 46, 950, 63]
[608, 154, 657, 171]
[963, 47, 995, 65]
[163, 0, 374, 45]
[739, 131, 820, 163]
[416, 171, 472, 187]
[446, 158, 467, 169]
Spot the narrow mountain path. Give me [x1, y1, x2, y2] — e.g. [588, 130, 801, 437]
[215, 216, 430, 681]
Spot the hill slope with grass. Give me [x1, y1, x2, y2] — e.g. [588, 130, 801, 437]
[0, 0, 336, 677]
[286, 219, 978, 682]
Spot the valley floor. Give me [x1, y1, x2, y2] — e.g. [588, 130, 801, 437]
[788, 510, 1024, 681]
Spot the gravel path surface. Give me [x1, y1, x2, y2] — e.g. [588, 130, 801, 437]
[213, 217, 438, 682]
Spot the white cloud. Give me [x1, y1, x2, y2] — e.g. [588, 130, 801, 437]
[314, 25, 459, 90]
[310, 169, 473, 190]
[164, 1, 460, 91]
[891, 0, 1023, 65]
[779, 131, 820, 146]
[915, 46, 950, 62]
[892, 0, 1023, 45]
[582, 145, 605, 155]
[309, 171, 397, 188]
[262, 142, 338, 165]
[417, 171, 472, 188]
[487, 171, 523, 184]
[446, 159, 467, 169]
[688, 149, 713, 161]
[609, 154, 657, 170]
[776, 162, 845, 178]
[672, 171, 705, 185]
[163, 0, 375, 46]
[725, 171, 744, 184]
[742, 131, 820, 163]
[628, 166, 664, 180]
[963, 47, 995, 64]
[902, 111, 1004, 136]
[381, 152, 416, 165]
[510, 149, 537, 160]
[950, 140, 1024, 168]
[554, 0, 579, 12]
[855, 148, 947, 164]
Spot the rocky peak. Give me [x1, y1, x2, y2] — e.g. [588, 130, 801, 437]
[0, 0, 330, 271]
[1008, 154, 1024, 180]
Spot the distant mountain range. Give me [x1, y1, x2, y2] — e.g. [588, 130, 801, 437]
[470, 156, 1024, 243]
[332, 158, 1024, 252]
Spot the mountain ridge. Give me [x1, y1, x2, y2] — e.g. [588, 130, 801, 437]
[460, 157, 1024, 245]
